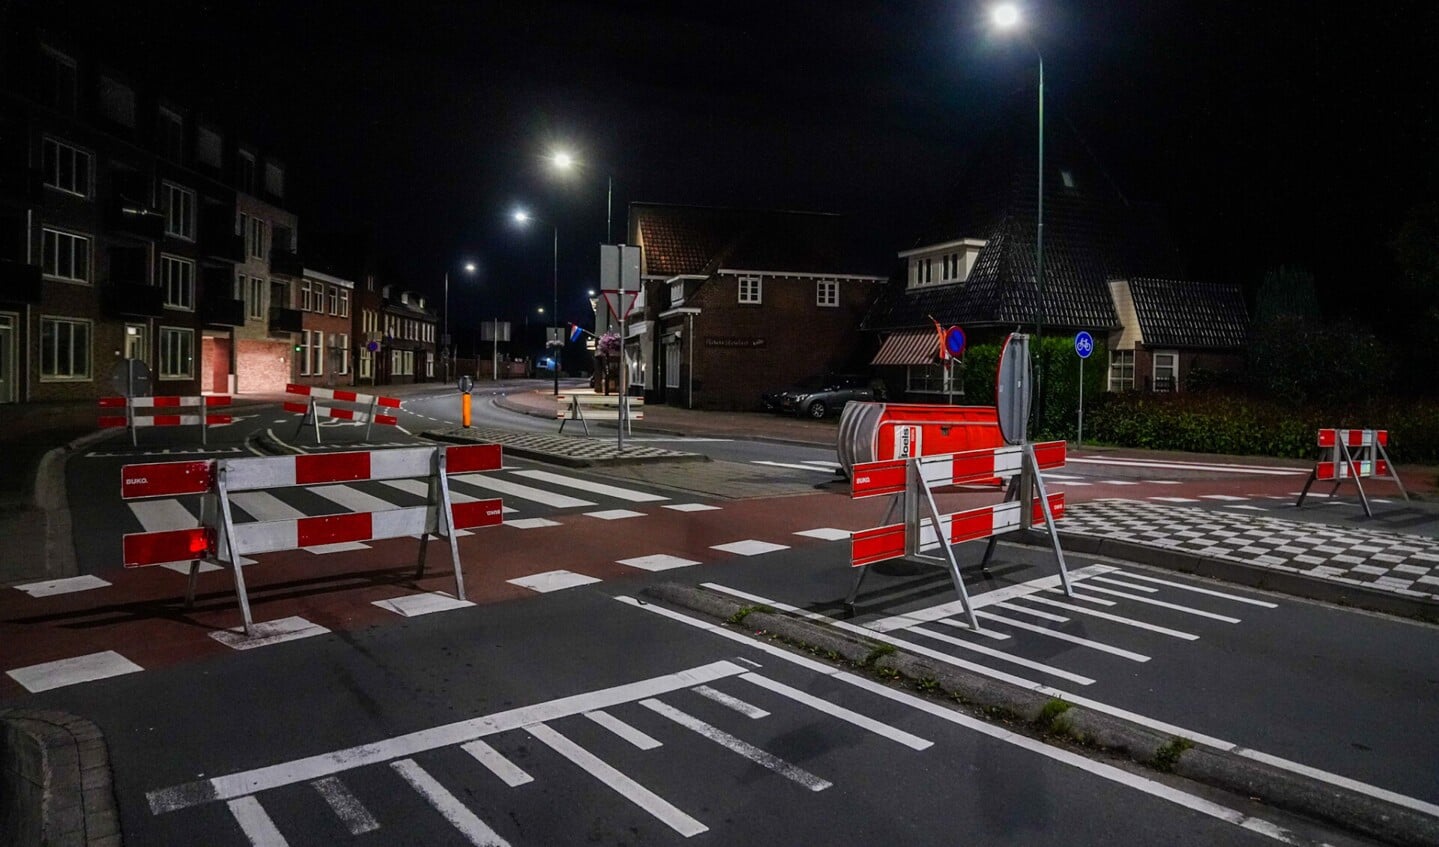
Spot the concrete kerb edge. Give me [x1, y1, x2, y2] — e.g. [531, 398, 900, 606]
[640, 582, 1439, 847]
[1010, 531, 1439, 622]
[0, 709, 121, 847]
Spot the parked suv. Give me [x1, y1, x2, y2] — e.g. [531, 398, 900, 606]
[761, 373, 884, 419]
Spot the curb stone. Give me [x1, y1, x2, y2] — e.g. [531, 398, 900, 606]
[642, 582, 1439, 847]
[0, 710, 121, 847]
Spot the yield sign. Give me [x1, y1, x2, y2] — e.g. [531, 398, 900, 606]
[601, 289, 638, 321]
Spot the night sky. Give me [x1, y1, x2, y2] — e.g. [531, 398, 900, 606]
[29, 0, 1439, 341]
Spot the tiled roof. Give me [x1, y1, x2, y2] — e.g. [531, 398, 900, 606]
[632, 204, 886, 278]
[866, 97, 1184, 334]
[1128, 277, 1248, 349]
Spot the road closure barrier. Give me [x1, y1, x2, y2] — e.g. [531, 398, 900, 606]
[837, 402, 1002, 478]
[119, 443, 504, 635]
[556, 392, 644, 435]
[98, 395, 233, 446]
[847, 439, 1072, 631]
[1295, 428, 1409, 518]
[284, 384, 402, 444]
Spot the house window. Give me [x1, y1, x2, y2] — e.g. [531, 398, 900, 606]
[424, 351, 433, 378]
[40, 316, 90, 380]
[160, 254, 195, 310]
[1153, 351, 1179, 392]
[196, 127, 222, 168]
[311, 331, 325, 376]
[338, 289, 350, 318]
[158, 327, 194, 379]
[299, 280, 312, 312]
[299, 330, 312, 376]
[816, 280, 838, 308]
[248, 277, 265, 320]
[98, 76, 135, 127]
[162, 183, 194, 240]
[335, 333, 350, 375]
[158, 107, 184, 162]
[1108, 349, 1135, 392]
[237, 151, 256, 193]
[39, 46, 77, 114]
[665, 341, 681, 389]
[42, 138, 91, 197]
[359, 350, 372, 379]
[738, 275, 761, 304]
[328, 285, 339, 315]
[906, 363, 955, 395]
[264, 162, 285, 198]
[249, 216, 265, 259]
[41, 228, 90, 283]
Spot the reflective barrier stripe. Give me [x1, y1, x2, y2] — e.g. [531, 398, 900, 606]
[96, 396, 233, 443]
[286, 384, 402, 408]
[852, 493, 1064, 567]
[852, 441, 1066, 499]
[1298, 427, 1407, 518]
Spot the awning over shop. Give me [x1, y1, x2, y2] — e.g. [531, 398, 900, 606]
[870, 330, 938, 365]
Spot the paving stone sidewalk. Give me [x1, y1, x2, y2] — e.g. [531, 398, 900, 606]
[1060, 499, 1439, 605]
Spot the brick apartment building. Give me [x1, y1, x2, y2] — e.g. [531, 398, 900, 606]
[293, 267, 354, 388]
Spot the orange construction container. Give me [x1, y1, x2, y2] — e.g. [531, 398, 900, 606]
[836, 402, 1002, 477]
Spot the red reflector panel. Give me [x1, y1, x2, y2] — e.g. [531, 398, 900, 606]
[122, 460, 214, 499]
[153, 396, 181, 408]
[1316, 461, 1336, 481]
[285, 383, 309, 396]
[99, 415, 128, 428]
[375, 414, 398, 426]
[851, 459, 906, 498]
[123, 527, 212, 567]
[150, 415, 182, 426]
[295, 512, 372, 546]
[1317, 429, 1336, 447]
[333, 389, 359, 402]
[446, 444, 502, 474]
[1031, 492, 1064, 522]
[295, 451, 372, 485]
[1377, 430, 1388, 446]
[283, 401, 309, 414]
[852, 523, 904, 567]
[377, 396, 401, 409]
[452, 498, 505, 529]
[205, 395, 232, 406]
[948, 507, 998, 544]
[98, 396, 127, 408]
[1032, 441, 1067, 470]
[205, 415, 233, 425]
[329, 407, 357, 421]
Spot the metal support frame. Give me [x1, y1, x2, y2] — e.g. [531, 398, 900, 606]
[1296, 436, 1409, 519]
[558, 397, 591, 436]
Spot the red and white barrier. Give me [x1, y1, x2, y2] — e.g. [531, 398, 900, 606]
[120, 443, 504, 635]
[1297, 428, 1408, 517]
[845, 440, 1073, 631]
[99, 395, 233, 446]
[284, 384, 402, 444]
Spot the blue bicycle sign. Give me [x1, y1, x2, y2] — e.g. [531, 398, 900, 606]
[1074, 331, 1094, 359]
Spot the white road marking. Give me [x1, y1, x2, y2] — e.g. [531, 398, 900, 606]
[584, 509, 646, 520]
[6, 650, 143, 693]
[13, 575, 110, 597]
[926, 617, 1011, 640]
[504, 518, 561, 529]
[1200, 494, 1251, 501]
[739, 673, 932, 749]
[710, 539, 789, 556]
[507, 570, 602, 592]
[586, 709, 663, 749]
[129, 499, 199, 532]
[311, 776, 379, 836]
[640, 698, 832, 791]
[752, 460, 838, 472]
[906, 625, 1096, 685]
[965, 614, 1151, 662]
[1043, 586, 1116, 606]
[391, 759, 510, 846]
[303, 541, 371, 554]
[1149, 496, 1203, 503]
[1088, 575, 1159, 593]
[663, 503, 722, 512]
[1112, 571, 1279, 607]
[209, 616, 331, 650]
[1099, 480, 1140, 486]
[310, 484, 403, 514]
[1047, 479, 1092, 486]
[616, 554, 700, 572]
[1019, 595, 1200, 639]
[864, 565, 1120, 632]
[992, 601, 1070, 622]
[454, 474, 594, 508]
[230, 491, 305, 521]
[146, 660, 748, 813]
[226, 796, 289, 847]
[1074, 584, 1242, 623]
[1068, 456, 1308, 476]
[373, 592, 474, 616]
[160, 560, 224, 574]
[802, 460, 842, 469]
[692, 685, 770, 718]
[462, 739, 533, 787]
[527, 722, 707, 837]
[512, 470, 668, 502]
[1225, 505, 1269, 511]
[793, 527, 851, 541]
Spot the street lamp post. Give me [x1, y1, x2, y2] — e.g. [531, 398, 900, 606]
[513, 210, 561, 395]
[548, 150, 614, 244]
[443, 261, 477, 383]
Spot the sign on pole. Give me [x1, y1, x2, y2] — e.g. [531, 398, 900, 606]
[1074, 332, 1092, 446]
[945, 326, 967, 360]
[995, 333, 1031, 446]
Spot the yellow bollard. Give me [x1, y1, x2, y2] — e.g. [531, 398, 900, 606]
[462, 393, 471, 428]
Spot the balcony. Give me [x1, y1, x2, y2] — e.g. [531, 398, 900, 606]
[200, 294, 246, 327]
[269, 245, 303, 277]
[268, 306, 304, 334]
[200, 207, 244, 262]
[107, 197, 164, 240]
[0, 258, 42, 304]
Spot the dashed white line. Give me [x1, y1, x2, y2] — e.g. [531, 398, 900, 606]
[640, 698, 832, 792]
[391, 759, 510, 846]
[226, 796, 289, 846]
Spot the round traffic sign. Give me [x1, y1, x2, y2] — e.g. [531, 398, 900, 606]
[944, 326, 966, 359]
[1074, 331, 1094, 359]
[457, 375, 474, 394]
[110, 359, 151, 398]
[995, 333, 1031, 446]
[366, 340, 380, 353]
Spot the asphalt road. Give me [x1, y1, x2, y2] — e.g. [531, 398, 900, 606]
[16, 582, 1352, 846]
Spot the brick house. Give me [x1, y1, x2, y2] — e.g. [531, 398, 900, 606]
[625, 203, 887, 410]
[212, 182, 301, 395]
[863, 98, 1245, 397]
[378, 285, 436, 386]
[292, 268, 355, 388]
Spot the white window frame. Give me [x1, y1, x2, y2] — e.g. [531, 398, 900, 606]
[264, 162, 285, 198]
[328, 285, 339, 316]
[1153, 350, 1179, 393]
[423, 351, 433, 378]
[905, 363, 954, 396]
[335, 333, 350, 375]
[299, 330, 312, 376]
[98, 76, 136, 127]
[816, 279, 838, 308]
[158, 326, 194, 380]
[159, 254, 195, 310]
[39, 316, 91, 381]
[738, 275, 762, 305]
[162, 182, 194, 240]
[311, 330, 325, 376]
[248, 277, 265, 320]
[665, 342, 681, 389]
[41, 228, 90, 284]
[1108, 349, 1135, 392]
[249, 217, 265, 259]
[359, 350, 372, 379]
[338, 289, 350, 318]
[40, 46, 77, 114]
[42, 137, 91, 198]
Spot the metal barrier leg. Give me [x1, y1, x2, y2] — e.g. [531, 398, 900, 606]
[185, 560, 200, 608]
[215, 467, 255, 636]
[1025, 443, 1073, 597]
[1341, 443, 1373, 518]
[917, 468, 980, 632]
[1378, 442, 1410, 502]
[437, 451, 466, 601]
[415, 532, 430, 579]
[364, 398, 378, 441]
[1295, 466, 1319, 509]
[843, 566, 869, 613]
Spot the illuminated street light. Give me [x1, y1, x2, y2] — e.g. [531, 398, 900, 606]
[992, 3, 1020, 29]
[443, 260, 477, 383]
[546, 149, 615, 244]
